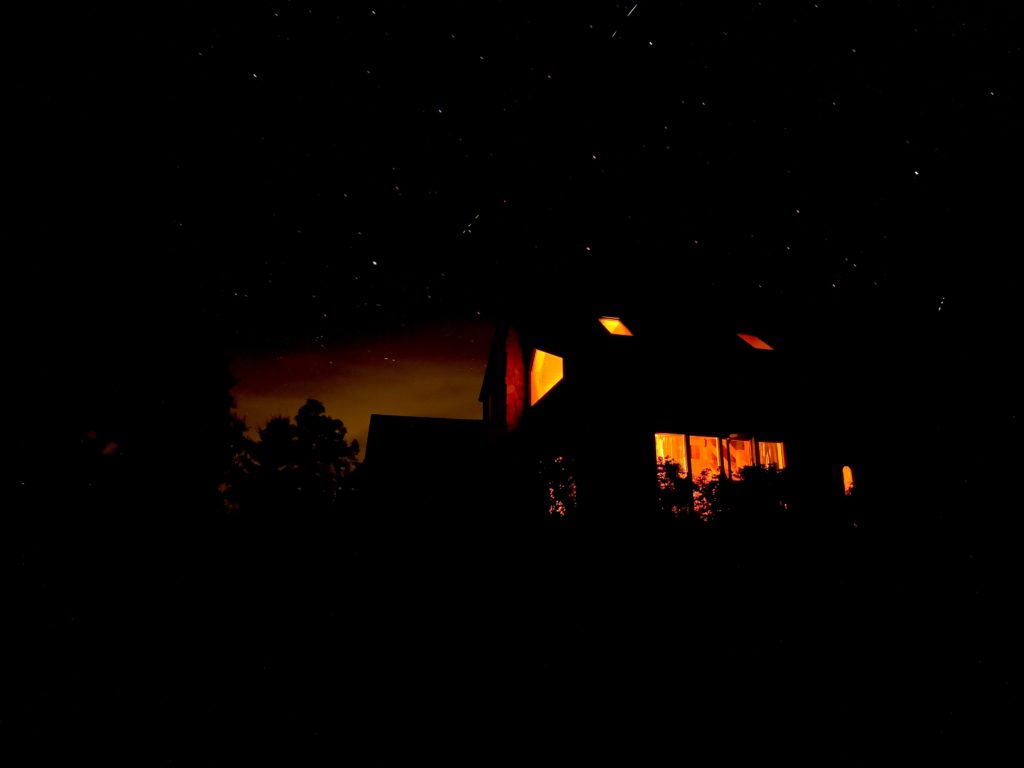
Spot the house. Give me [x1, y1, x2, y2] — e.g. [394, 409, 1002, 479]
[361, 296, 867, 526]
[477, 301, 861, 523]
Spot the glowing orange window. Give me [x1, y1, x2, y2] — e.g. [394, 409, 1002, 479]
[689, 436, 721, 482]
[598, 316, 634, 336]
[758, 441, 786, 469]
[655, 433, 689, 477]
[725, 438, 754, 479]
[842, 465, 855, 496]
[738, 333, 773, 350]
[530, 349, 564, 405]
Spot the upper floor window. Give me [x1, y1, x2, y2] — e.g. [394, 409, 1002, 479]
[598, 316, 634, 336]
[738, 333, 773, 350]
[530, 349, 564, 405]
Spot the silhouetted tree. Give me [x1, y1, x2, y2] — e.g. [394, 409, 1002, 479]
[698, 465, 792, 532]
[655, 459, 694, 520]
[231, 399, 359, 517]
[653, 461, 794, 533]
[294, 399, 360, 496]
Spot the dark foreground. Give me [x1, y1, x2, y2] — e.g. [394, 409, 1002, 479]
[8, 503, 1019, 765]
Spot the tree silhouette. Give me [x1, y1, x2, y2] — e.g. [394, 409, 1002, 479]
[294, 398, 360, 504]
[695, 465, 792, 531]
[654, 459, 793, 532]
[655, 458, 693, 520]
[230, 399, 359, 516]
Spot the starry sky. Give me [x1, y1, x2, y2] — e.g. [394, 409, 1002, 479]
[10, 2, 1022, 446]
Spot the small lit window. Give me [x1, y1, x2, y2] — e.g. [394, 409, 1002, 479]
[738, 333, 773, 350]
[598, 316, 634, 336]
[530, 349, 564, 405]
[842, 465, 855, 496]
[758, 441, 786, 469]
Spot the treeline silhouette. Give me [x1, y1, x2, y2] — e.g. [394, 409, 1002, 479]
[9, 361, 1022, 764]
[223, 398, 360, 519]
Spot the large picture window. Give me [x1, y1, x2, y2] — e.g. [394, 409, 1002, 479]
[655, 433, 786, 480]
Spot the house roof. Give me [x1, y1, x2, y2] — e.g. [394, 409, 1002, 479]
[479, 291, 792, 437]
[491, 295, 785, 362]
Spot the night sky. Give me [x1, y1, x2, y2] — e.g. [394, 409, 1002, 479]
[10, 1, 1023, 444]
[9, 5, 1024, 759]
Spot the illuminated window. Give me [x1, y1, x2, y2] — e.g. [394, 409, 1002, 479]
[738, 333, 773, 350]
[758, 441, 786, 469]
[724, 437, 754, 479]
[530, 349, 564, 405]
[689, 436, 721, 481]
[842, 465, 855, 496]
[598, 316, 634, 336]
[655, 433, 688, 477]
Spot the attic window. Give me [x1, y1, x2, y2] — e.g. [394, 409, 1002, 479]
[598, 316, 634, 336]
[738, 333, 773, 350]
[530, 349, 563, 405]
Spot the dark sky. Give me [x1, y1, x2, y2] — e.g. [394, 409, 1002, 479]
[10, 2, 1022, 440]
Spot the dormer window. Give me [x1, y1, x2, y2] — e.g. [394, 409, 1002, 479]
[598, 316, 634, 336]
[738, 333, 773, 350]
[530, 349, 564, 405]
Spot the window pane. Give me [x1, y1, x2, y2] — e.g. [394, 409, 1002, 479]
[726, 438, 753, 479]
[738, 333, 773, 350]
[689, 436, 720, 482]
[598, 316, 634, 336]
[758, 441, 786, 469]
[530, 349, 563, 405]
[655, 433, 688, 477]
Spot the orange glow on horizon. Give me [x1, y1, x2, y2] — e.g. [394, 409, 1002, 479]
[228, 322, 490, 452]
[530, 349, 563, 405]
[598, 316, 634, 336]
[738, 333, 773, 350]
